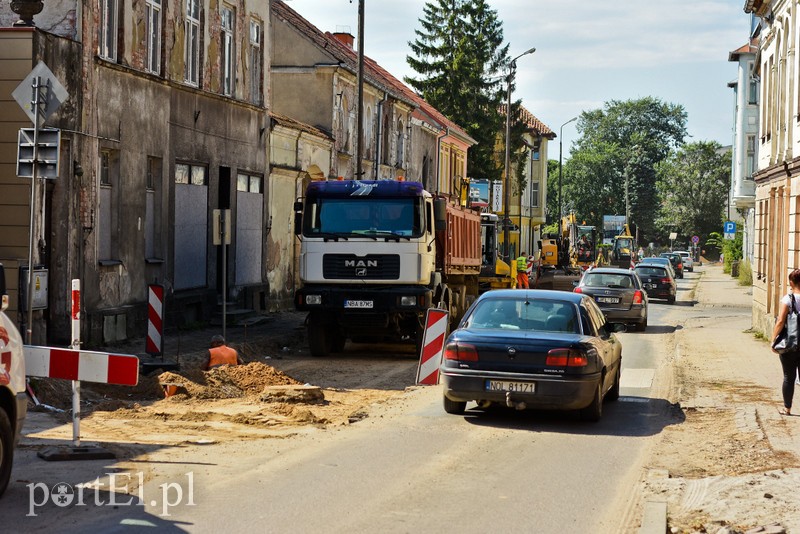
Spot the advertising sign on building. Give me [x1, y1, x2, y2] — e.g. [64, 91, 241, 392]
[469, 179, 490, 208]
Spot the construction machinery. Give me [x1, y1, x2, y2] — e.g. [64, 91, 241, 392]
[479, 213, 515, 292]
[610, 224, 636, 268]
[535, 214, 599, 290]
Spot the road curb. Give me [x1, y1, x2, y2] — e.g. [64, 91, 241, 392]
[639, 500, 667, 533]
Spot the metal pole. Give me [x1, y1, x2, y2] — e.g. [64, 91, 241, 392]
[25, 76, 42, 344]
[355, 0, 365, 179]
[558, 117, 577, 239]
[71, 279, 81, 447]
[222, 212, 227, 340]
[503, 67, 513, 263]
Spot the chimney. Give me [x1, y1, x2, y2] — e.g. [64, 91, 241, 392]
[332, 25, 354, 49]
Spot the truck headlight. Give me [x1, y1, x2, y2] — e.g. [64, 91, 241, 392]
[305, 295, 322, 305]
[400, 296, 416, 306]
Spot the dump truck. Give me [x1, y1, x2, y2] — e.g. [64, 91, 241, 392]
[293, 180, 482, 356]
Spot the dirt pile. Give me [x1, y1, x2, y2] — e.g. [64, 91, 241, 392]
[159, 362, 302, 400]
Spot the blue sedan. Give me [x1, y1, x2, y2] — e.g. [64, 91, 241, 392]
[439, 290, 624, 421]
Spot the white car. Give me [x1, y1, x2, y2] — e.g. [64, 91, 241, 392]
[674, 251, 694, 272]
[0, 266, 26, 497]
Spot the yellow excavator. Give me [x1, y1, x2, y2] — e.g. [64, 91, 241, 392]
[536, 214, 600, 290]
[479, 213, 516, 291]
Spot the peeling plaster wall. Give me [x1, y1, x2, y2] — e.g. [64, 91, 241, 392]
[0, 0, 79, 39]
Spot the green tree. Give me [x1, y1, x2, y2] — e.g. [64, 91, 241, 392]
[655, 141, 730, 241]
[561, 97, 687, 240]
[406, 0, 510, 183]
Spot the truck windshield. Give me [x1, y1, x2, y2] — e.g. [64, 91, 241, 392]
[303, 197, 424, 238]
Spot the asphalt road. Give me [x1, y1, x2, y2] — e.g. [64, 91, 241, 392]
[1, 275, 696, 532]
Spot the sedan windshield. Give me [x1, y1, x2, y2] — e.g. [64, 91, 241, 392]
[466, 298, 579, 333]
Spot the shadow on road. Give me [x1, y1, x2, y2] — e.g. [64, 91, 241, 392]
[461, 396, 684, 437]
[638, 324, 681, 335]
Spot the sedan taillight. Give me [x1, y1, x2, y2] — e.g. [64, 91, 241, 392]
[444, 342, 478, 362]
[573, 287, 583, 294]
[633, 290, 643, 304]
[546, 348, 588, 367]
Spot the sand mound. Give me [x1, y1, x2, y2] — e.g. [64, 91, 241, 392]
[159, 362, 301, 400]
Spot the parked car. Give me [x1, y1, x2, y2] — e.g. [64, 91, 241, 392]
[574, 267, 648, 331]
[439, 289, 624, 421]
[638, 257, 677, 279]
[659, 252, 684, 278]
[633, 263, 677, 304]
[674, 251, 694, 272]
[0, 265, 26, 497]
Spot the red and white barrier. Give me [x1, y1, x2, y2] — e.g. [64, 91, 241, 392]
[25, 346, 139, 386]
[146, 284, 164, 356]
[416, 308, 449, 385]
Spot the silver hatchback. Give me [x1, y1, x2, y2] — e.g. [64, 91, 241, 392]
[574, 267, 648, 331]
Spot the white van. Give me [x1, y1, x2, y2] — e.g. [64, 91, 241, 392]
[0, 265, 26, 497]
[674, 251, 694, 272]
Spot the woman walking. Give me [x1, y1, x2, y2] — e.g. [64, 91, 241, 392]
[771, 269, 800, 415]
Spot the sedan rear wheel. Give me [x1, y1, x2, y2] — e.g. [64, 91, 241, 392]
[580, 381, 603, 422]
[443, 395, 467, 415]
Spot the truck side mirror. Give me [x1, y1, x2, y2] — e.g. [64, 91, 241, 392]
[293, 201, 303, 212]
[433, 198, 447, 232]
[293, 212, 302, 236]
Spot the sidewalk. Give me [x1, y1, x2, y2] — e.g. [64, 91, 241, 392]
[641, 263, 800, 532]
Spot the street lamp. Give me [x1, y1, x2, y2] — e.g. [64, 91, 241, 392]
[503, 46, 536, 263]
[558, 116, 578, 229]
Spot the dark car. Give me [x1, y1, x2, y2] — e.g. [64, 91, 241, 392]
[574, 267, 648, 331]
[633, 264, 676, 304]
[440, 289, 624, 421]
[638, 257, 677, 279]
[659, 252, 684, 278]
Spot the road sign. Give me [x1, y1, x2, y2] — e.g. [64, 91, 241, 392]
[416, 308, 449, 385]
[12, 61, 69, 127]
[492, 181, 503, 213]
[692, 235, 700, 244]
[17, 128, 60, 179]
[669, 232, 677, 240]
[724, 221, 736, 240]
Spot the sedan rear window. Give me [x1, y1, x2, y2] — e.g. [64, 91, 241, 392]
[635, 266, 667, 277]
[582, 273, 633, 288]
[467, 298, 579, 333]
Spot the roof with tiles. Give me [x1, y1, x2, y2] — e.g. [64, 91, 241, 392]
[499, 104, 556, 139]
[728, 38, 759, 61]
[272, 0, 474, 144]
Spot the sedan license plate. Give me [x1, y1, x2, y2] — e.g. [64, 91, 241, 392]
[486, 380, 535, 393]
[596, 297, 620, 304]
[344, 300, 373, 309]
[643, 283, 655, 289]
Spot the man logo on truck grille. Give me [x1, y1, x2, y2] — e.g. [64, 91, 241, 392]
[345, 260, 378, 267]
[356, 268, 367, 277]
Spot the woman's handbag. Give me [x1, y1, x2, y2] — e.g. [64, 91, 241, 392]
[773, 294, 800, 354]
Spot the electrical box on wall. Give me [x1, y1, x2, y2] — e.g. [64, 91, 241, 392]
[19, 268, 48, 311]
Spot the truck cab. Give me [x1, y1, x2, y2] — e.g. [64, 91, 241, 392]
[0, 264, 27, 497]
[294, 180, 481, 356]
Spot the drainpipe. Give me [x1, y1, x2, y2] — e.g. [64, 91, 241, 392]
[375, 93, 388, 179]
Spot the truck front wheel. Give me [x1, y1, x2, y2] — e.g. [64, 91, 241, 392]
[308, 322, 332, 357]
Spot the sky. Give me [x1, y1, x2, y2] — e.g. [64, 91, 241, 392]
[282, 0, 751, 157]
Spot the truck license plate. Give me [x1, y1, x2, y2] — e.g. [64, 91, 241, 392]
[345, 300, 373, 309]
[486, 380, 535, 393]
[596, 297, 620, 304]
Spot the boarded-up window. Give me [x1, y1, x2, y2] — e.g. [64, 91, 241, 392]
[174, 163, 207, 289]
[236, 173, 263, 285]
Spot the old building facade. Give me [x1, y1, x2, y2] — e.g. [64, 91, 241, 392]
[745, 0, 800, 335]
[0, 1, 271, 346]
